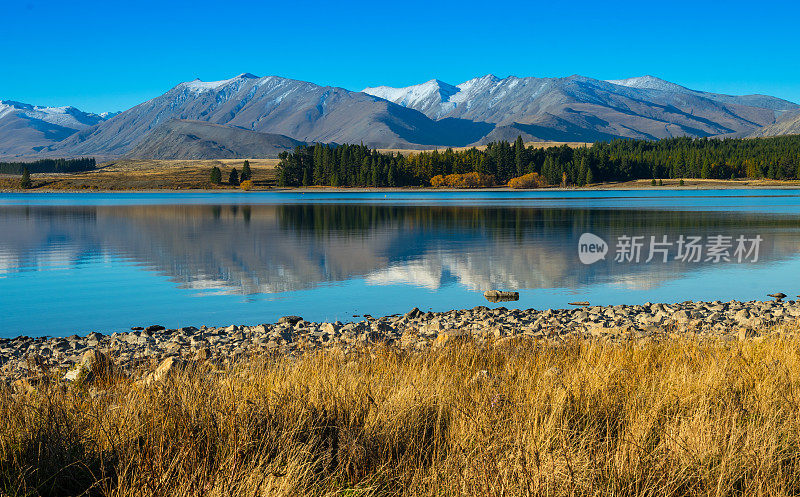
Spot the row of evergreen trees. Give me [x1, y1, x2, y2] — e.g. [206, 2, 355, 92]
[0, 158, 96, 175]
[277, 144, 409, 187]
[276, 135, 800, 187]
[210, 161, 252, 186]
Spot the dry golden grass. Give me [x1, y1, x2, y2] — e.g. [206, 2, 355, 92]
[590, 178, 800, 189]
[4, 334, 800, 496]
[0, 159, 279, 191]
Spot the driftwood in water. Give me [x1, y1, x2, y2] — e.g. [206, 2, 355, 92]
[484, 290, 519, 303]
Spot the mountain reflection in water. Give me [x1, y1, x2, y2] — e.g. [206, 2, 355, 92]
[1, 201, 799, 336]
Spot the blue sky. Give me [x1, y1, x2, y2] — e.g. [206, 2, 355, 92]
[2, 0, 799, 114]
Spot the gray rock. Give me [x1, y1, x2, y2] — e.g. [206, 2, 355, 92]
[404, 307, 423, 320]
[321, 322, 339, 335]
[148, 357, 186, 383]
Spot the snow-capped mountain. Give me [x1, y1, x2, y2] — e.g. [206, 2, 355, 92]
[0, 101, 105, 129]
[0, 100, 109, 157]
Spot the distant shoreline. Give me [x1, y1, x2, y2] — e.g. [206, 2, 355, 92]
[3, 181, 800, 194]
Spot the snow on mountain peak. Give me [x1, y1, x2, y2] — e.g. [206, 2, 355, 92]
[0, 101, 16, 120]
[606, 75, 686, 92]
[363, 79, 456, 105]
[452, 74, 504, 102]
[180, 73, 261, 93]
[0, 100, 104, 129]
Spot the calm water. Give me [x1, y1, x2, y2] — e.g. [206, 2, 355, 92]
[2, 190, 800, 337]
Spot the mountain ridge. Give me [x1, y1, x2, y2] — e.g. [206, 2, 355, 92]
[3, 73, 799, 160]
[126, 119, 306, 159]
[0, 100, 110, 157]
[364, 74, 798, 141]
[748, 108, 800, 137]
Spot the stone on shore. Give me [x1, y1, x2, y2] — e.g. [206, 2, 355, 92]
[140, 357, 187, 386]
[63, 349, 117, 384]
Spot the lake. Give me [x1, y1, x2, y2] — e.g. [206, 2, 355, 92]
[1, 190, 800, 338]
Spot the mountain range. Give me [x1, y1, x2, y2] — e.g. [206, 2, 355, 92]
[1, 73, 798, 160]
[0, 100, 113, 157]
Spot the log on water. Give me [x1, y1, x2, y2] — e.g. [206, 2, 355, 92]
[484, 290, 520, 302]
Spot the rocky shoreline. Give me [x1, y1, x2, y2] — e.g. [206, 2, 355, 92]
[3, 299, 800, 385]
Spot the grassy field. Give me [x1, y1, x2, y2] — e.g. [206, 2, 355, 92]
[376, 141, 591, 156]
[590, 178, 800, 189]
[4, 332, 800, 496]
[0, 159, 279, 191]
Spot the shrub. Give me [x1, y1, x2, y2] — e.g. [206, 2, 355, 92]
[507, 172, 545, 189]
[240, 180, 253, 191]
[430, 172, 494, 188]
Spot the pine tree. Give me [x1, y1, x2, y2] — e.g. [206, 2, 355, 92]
[210, 166, 222, 185]
[768, 163, 777, 179]
[302, 168, 309, 187]
[585, 166, 594, 186]
[701, 162, 711, 179]
[241, 160, 252, 181]
[514, 135, 525, 176]
[20, 167, 31, 189]
[578, 157, 587, 186]
[229, 168, 239, 186]
[658, 179, 663, 186]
